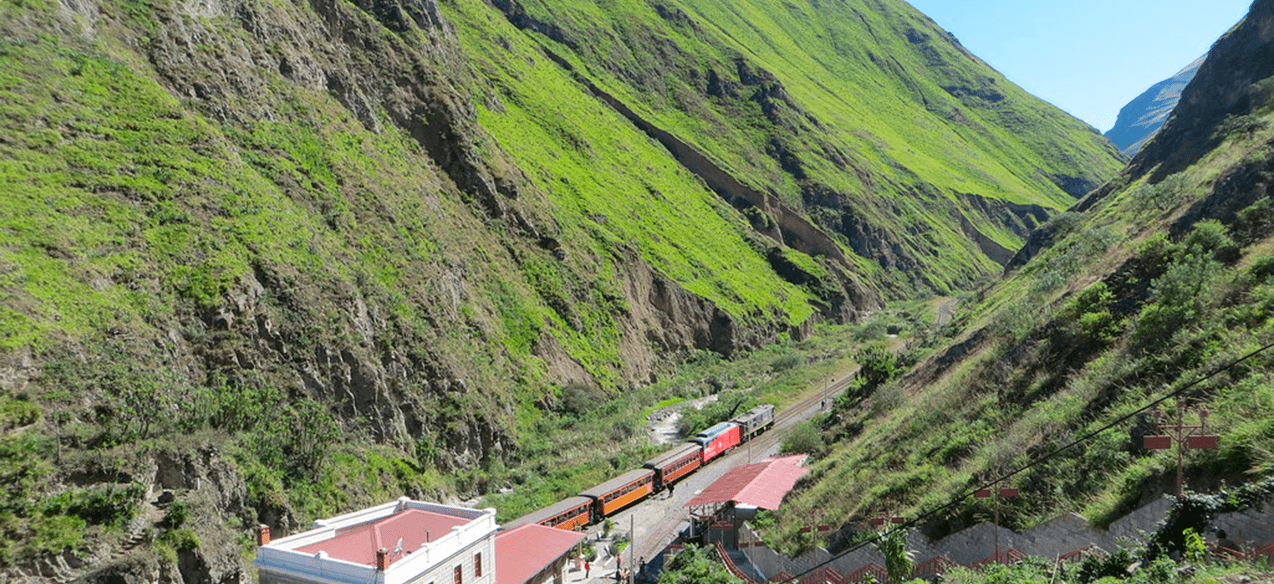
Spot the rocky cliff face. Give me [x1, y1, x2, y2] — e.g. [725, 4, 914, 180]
[1131, 0, 1274, 181]
[1104, 56, 1204, 157]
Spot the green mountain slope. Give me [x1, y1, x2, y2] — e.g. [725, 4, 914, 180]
[770, 0, 1274, 555]
[0, 0, 1122, 580]
[454, 0, 1124, 294]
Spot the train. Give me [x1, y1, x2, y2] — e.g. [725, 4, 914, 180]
[504, 403, 775, 530]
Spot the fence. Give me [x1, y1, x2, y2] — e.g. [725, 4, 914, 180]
[733, 497, 1274, 582]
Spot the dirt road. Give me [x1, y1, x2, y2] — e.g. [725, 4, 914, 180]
[934, 296, 959, 326]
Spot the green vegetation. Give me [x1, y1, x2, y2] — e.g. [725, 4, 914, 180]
[446, 0, 1123, 295]
[657, 544, 743, 584]
[766, 95, 1274, 555]
[480, 319, 913, 521]
[677, 391, 760, 436]
[0, 0, 865, 568]
[0, 0, 1207, 578]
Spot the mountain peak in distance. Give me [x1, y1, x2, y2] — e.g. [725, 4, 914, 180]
[1104, 55, 1206, 156]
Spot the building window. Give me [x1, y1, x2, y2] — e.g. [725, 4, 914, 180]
[474, 552, 483, 578]
[454, 565, 462, 584]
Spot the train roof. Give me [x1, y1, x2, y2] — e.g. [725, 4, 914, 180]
[501, 496, 591, 530]
[642, 443, 701, 469]
[579, 468, 655, 499]
[696, 421, 738, 439]
[733, 404, 774, 423]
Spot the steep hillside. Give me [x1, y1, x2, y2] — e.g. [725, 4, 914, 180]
[770, 0, 1274, 556]
[454, 0, 1125, 294]
[0, 0, 1121, 581]
[1105, 56, 1205, 156]
[0, 0, 847, 579]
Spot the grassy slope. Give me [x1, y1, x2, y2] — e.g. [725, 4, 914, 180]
[447, 0, 819, 328]
[0, 0, 835, 567]
[462, 0, 1125, 294]
[767, 88, 1274, 553]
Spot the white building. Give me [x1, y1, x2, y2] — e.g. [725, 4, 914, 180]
[255, 498, 497, 584]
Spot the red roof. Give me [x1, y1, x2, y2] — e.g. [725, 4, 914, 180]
[494, 524, 586, 584]
[683, 455, 808, 510]
[296, 509, 469, 567]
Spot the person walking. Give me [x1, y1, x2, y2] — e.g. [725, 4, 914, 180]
[584, 560, 590, 578]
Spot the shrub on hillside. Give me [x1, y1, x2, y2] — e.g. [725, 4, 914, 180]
[855, 343, 898, 390]
[1066, 282, 1124, 343]
[657, 544, 738, 584]
[676, 391, 758, 436]
[780, 421, 823, 457]
[1214, 113, 1269, 140]
[1131, 250, 1220, 352]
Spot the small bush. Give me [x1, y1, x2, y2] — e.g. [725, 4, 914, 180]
[26, 514, 86, 556]
[0, 398, 40, 431]
[781, 421, 823, 456]
[560, 383, 605, 414]
[1131, 248, 1220, 352]
[1214, 113, 1269, 139]
[40, 483, 144, 528]
[1248, 254, 1274, 282]
[159, 527, 200, 551]
[1131, 173, 1192, 212]
[1181, 220, 1239, 264]
[855, 343, 898, 390]
[657, 543, 737, 584]
[851, 319, 889, 342]
[1076, 547, 1136, 584]
[1068, 282, 1123, 342]
[770, 351, 803, 372]
[164, 500, 190, 528]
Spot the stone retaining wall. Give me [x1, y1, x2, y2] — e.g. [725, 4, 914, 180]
[738, 497, 1274, 581]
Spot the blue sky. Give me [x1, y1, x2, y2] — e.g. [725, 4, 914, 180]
[903, 0, 1252, 132]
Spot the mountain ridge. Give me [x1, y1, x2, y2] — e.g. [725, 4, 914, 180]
[1104, 56, 1205, 156]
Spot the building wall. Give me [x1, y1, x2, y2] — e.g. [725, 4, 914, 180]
[738, 498, 1274, 581]
[406, 536, 496, 584]
[527, 555, 573, 584]
[256, 500, 498, 584]
[259, 534, 496, 584]
[260, 570, 335, 584]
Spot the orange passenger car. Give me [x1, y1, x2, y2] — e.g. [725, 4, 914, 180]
[503, 496, 592, 531]
[580, 469, 655, 519]
[643, 443, 703, 491]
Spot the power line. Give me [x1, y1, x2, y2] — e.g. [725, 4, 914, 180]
[789, 337, 1274, 579]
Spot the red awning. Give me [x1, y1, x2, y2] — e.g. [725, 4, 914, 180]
[683, 455, 808, 511]
[494, 524, 586, 584]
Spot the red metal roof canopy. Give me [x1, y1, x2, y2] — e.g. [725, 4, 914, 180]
[683, 455, 808, 511]
[494, 524, 586, 584]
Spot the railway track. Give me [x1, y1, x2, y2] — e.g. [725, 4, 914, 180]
[619, 362, 865, 563]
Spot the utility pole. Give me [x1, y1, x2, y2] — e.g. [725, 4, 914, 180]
[1144, 400, 1219, 497]
[974, 480, 1018, 564]
[630, 514, 635, 584]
